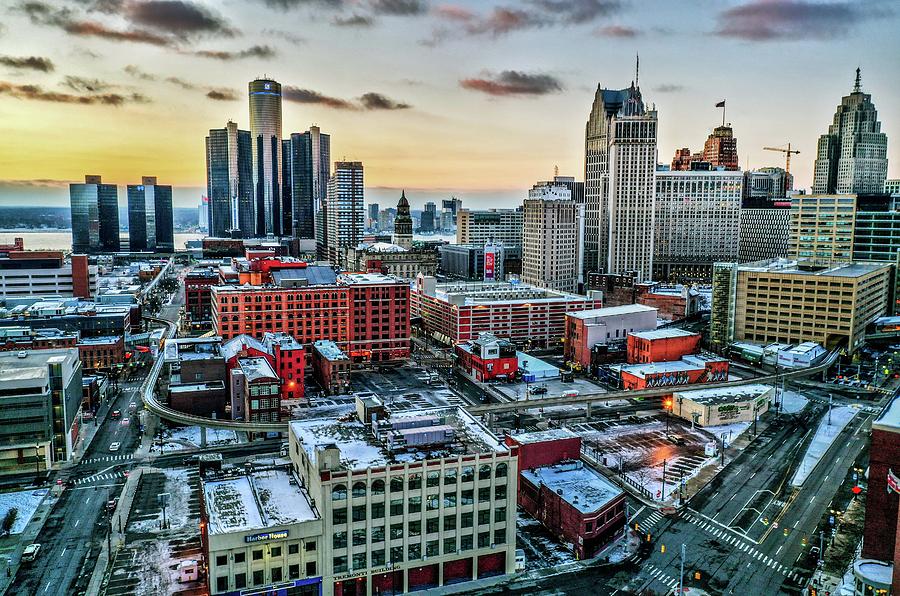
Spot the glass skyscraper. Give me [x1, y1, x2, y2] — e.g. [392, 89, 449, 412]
[249, 78, 283, 237]
[206, 121, 254, 238]
[70, 175, 120, 254]
[127, 176, 173, 251]
[283, 126, 331, 240]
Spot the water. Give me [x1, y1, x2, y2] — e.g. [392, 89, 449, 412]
[0, 231, 205, 251]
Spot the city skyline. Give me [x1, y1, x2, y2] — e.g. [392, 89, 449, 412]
[1, 0, 899, 210]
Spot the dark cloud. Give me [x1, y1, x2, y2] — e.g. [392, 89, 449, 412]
[369, 0, 426, 16]
[460, 71, 563, 97]
[64, 20, 172, 45]
[528, 0, 621, 23]
[124, 0, 237, 37]
[165, 76, 199, 89]
[0, 55, 55, 72]
[0, 80, 148, 105]
[17, 2, 76, 27]
[262, 29, 306, 44]
[432, 5, 473, 21]
[62, 75, 114, 92]
[715, 0, 876, 41]
[283, 86, 356, 109]
[465, 8, 547, 36]
[206, 88, 238, 101]
[654, 83, 684, 93]
[260, 0, 344, 9]
[358, 92, 411, 110]
[594, 24, 639, 37]
[332, 14, 374, 26]
[192, 45, 276, 60]
[124, 64, 157, 80]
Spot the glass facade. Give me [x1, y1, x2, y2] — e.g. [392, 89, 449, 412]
[127, 182, 173, 251]
[249, 78, 283, 236]
[206, 122, 254, 238]
[284, 127, 331, 240]
[70, 180, 119, 253]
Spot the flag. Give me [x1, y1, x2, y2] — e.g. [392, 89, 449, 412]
[888, 468, 900, 495]
[715, 100, 726, 108]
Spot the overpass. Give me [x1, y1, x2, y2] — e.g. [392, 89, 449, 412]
[465, 350, 839, 415]
[140, 316, 290, 433]
[138, 258, 172, 301]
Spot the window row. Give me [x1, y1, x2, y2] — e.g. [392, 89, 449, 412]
[334, 508, 507, 546]
[333, 487, 508, 523]
[331, 463, 508, 500]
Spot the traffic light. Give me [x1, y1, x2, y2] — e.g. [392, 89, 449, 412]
[694, 571, 701, 581]
[660, 544, 666, 553]
[810, 589, 817, 596]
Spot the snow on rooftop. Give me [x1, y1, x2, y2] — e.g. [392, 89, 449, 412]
[566, 303, 657, 320]
[674, 383, 772, 405]
[622, 355, 719, 378]
[313, 340, 348, 361]
[521, 461, 622, 514]
[252, 469, 317, 526]
[508, 428, 578, 445]
[630, 328, 698, 341]
[854, 560, 894, 586]
[874, 394, 900, 432]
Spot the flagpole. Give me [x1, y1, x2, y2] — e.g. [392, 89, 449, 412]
[722, 101, 726, 127]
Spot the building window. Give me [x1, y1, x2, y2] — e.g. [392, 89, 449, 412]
[461, 512, 473, 528]
[215, 554, 227, 566]
[427, 471, 440, 487]
[426, 540, 439, 557]
[333, 556, 348, 574]
[288, 564, 299, 579]
[352, 481, 366, 498]
[372, 526, 385, 543]
[444, 469, 457, 485]
[478, 509, 491, 526]
[333, 531, 347, 549]
[478, 487, 491, 502]
[270, 546, 281, 558]
[444, 515, 457, 531]
[372, 479, 386, 495]
[252, 549, 263, 561]
[235, 572, 246, 589]
[444, 493, 457, 508]
[408, 473, 422, 490]
[585, 521, 593, 532]
[495, 507, 507, 523]
[305, 540, 316, 552]
[372, 550, 386, 567]
[390, 498, 403, 516]
[333, 508, 347, 525]
[306, 561, 316, 576]
[390, 523, 404, 540]
[372, 501, 385, 519]
[390, 476, 404, 493]
[288, 543, 299, 555]
[408, 520, 422, 537]
[234, 552, 246, 563]
[271, 567, 282, 582]
[352, 505, 366, 522]
[461, 466, 474, 482]
[478, 532, 490, 548]
[252, 569, 264, 586]
[408, 496, 422, 513]
[408, 543, 421, 561]
[332, 484, 347, 500]
[460, 535, 473, 551]
[443, 537, 457, 554]
[426, 517, 439, 534]
[495, 485, 507, 501]
[352, 553, 366, 570]
[390, 546, 404, 564]
[461, 489, 474, 505]
[216, 576, 228, 591]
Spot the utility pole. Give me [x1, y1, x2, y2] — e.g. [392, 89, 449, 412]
[819, 530, 824, 565]
[828, 393, 833, 426]
[662, 459, 667, 501]
[720, 433, 727, 466]
[679, 470, 685, 506]
[679, 543, 685, 594]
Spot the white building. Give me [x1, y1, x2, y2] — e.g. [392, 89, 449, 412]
[326, 161, 365, 268]
[521, 182, 584, 293]
[288, 405, 518, 595]
[654, 170, 743, 282]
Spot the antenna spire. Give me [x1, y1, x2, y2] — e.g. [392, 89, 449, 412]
[853, 67, 861, 93]
[635, 53, 640, 87]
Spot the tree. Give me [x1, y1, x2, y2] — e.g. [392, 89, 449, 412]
[2, 507, 18, 534]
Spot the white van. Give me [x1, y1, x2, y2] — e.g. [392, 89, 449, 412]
[22, 544, 41, 562]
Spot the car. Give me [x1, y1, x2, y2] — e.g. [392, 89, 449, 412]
[183, 454, 200, 465]
[22, 544, 41, 562]
[106, 498, 119, 512]
[528, 386, 548, 395]
[128, 402, 137, 412]
[121, 418, 130, 426]
[109, 442, 121, 452]
[111, 410, 121, 419]
[667, 434, 686, 446]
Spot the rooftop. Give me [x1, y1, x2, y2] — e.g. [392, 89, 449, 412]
[630, 328, 698, 341]
[521, 461, 622, 514]
[271, 266, 337, 287]
[508, 428, 579, 445]
[164, 337, 223, 362]
[170, 381, 226, 393]
[874, 394, 900, 433]
[203, 467, 318, 536]
[430, 280, 588, 306]
[222, 334, 268, 362]
[621, 354, 724, 378]
[290, 407, 507, 472]
[738, 258, 889, 278]
[77, 335, 121, 346]
[238, 357, 278, 383]
[674, 383, 772, 406]
[312, 340, 348, 361]
[354, 241, 408, 253]
[567, 304, 657, 320]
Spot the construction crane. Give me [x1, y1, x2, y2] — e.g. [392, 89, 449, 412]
[763, 143, 800, 174]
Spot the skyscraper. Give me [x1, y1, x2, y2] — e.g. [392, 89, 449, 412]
[283, 126, 330, 239]
[206, 121, 253, 238]
[813, 69, 888, 196]
[420, 202, 436, 232]
[249, 78, 283, 236]
[367, 203, 380, 230]
[325, 161, 365, 267]
[522, 181, 583, 293]
[585, 81, 658, 279]
[702, 125, 739, 170]
[70, 175, 119, 254]
[392, 191, 413, 249]
[127, 176, 173, 251]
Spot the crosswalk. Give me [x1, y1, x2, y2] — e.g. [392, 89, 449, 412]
[644, 563, 680, 591]
[81, 454, 133, 465]
[636, 508, 666, 532]
[74, 470, 128, 485]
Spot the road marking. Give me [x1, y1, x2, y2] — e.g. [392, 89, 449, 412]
[85, 497, 90, 504]
[74, 520, 80, 528]
[711, 491, 719, 499]
[810, 496, 815, 503]
[823, 475, 829, 481]
[61, 546, 67, 557]
[776, 545, 783, 555]
[729, 493, 737, 501]
[43, 581, 52, 593]
[793, 520, 799, 528]
[750, 471, 756, 479]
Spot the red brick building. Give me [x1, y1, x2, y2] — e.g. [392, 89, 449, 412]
[310, 340, 350, 395]
[264, 332, 306, 405]
[620, 354, 729, 390]
[859, 397, 900, 594]
[211, 269, 410, 363]
[235, 357, 281, 422]
[586, 273, 704, 322]
[77, 335, 125, 371]
[184, 267, 219, 324]
[455, 333, 518, 382]
[627, 328, 702, 364]
[505, 429, 626, 560]
[563, 304, 658, 369]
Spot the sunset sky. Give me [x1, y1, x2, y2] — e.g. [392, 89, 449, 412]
[0, 0, 898, 209]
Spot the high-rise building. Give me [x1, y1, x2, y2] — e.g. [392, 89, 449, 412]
[522, 182, 583, 292]
[392, 191, 413, 249]
[789, 194, 857, 261]
[420, 202, 436, 232]
[742, 167, 793, 206]
[326, 161, 365, 267]
[198, 196, 209, 232]
[886, 179, 900, 196]
[283, 126, 330, 240]
[249, 78, 283, 236]
[70, 175, 120, 254]
[702, 125, 739, 170]
[653, 170, 742, 282]
[738, 207, 791, 263]
[206, 121, 254, 238]
[585, 82, 658, 279]
[367, 203, 380, 230]
[127, 176, 173, 251]
[456, 209, 523, 247]
[813, 69, 888, 196]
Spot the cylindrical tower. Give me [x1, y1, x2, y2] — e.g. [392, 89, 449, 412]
[248, 78, 283, 236]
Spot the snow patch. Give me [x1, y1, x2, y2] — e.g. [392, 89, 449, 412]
[0, 488, 46, 534]
[791, 406, 857, 487]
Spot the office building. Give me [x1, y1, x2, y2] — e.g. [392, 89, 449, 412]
[627, 328, 701, 364]
[184, 267, 219, 325]
[886, 179, 900, 196]
[702, 125, 739, 170]
[456, 209, 523, 247]
[127, 176, 174, 251]
[856, 395, 900, 595]
[671, 384, 773, 426]
[284, 405, 518, 595]
[249, 78, 283, 236]
[367, 203, 380, 230]
[438, 244, 521, 281]
[854, 211, 900, 262]
[310, 339, 350, 395]
[206, 121, 254, 238]
[0, 251, 96, 300]
[585, 81, 658, 279]
[0, 300, 134, 339]
[789, 194, 857, 260]
[743, 167, 793, 206]
[813, 69, 888, 196]
[738, 207, 791, 263]
[344, 242, 439, 281]
[411, 275, 602, 347]
[70, 175, 120, 254]
[211, 269, 410, 363]
[325, 161, 365, 267]
[284, 126, 331, 240]
[653, 170, 743, 282]
[199, 196, 209, 231]
[522, 182, 583, 293]
[710, 259, 891, 351]
[420, 202, 437, 233]
[563, 304, 658, 369]
[0, 348, 82, 474]
[392, 191, 413, 249]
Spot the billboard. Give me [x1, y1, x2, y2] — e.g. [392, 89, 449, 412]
[484, 250, 496, 281]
